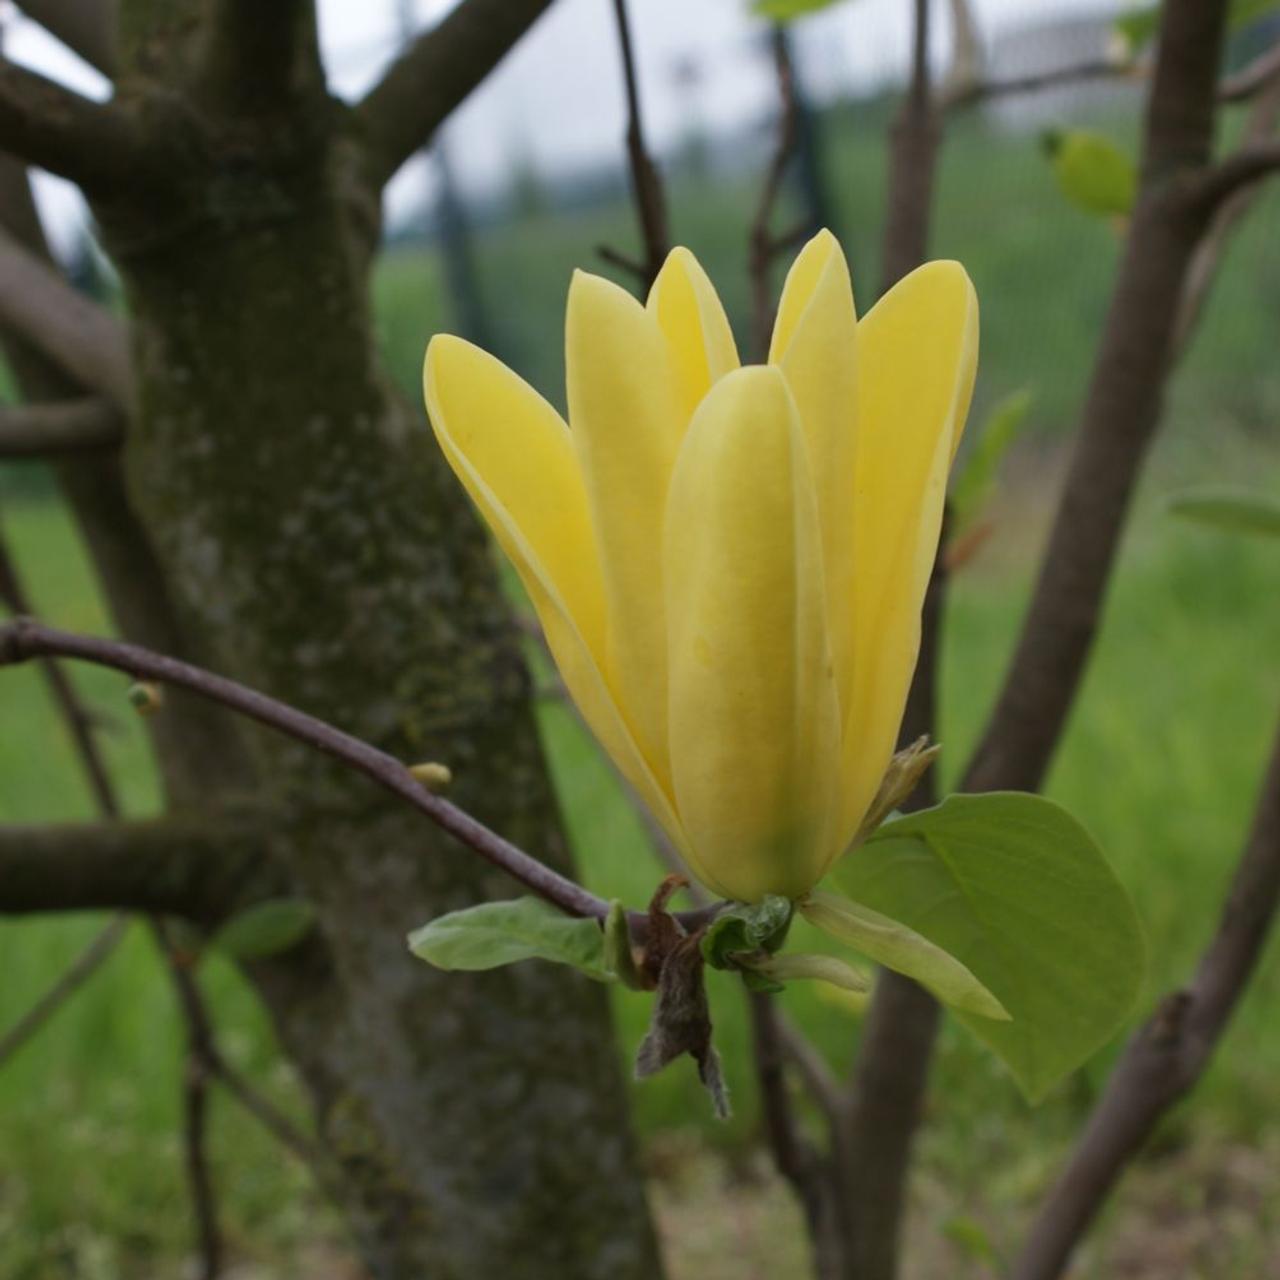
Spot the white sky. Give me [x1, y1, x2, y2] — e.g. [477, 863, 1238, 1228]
[3, 0, 1120, 252]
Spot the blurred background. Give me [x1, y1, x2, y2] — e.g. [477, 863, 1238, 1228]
[2, 0, 1279, 1275]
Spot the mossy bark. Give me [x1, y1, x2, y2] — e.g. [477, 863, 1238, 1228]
[44, 6, 663, 1275]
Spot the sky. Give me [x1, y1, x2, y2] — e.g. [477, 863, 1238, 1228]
[2, 0, 1121, 251]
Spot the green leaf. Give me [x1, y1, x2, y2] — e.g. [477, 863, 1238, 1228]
[408, 897, 610, 981]
[1042, 129, 1136, 218]
[604, 899, 647, 990]
[950, 389, 1034, 533]
[800, 891, 1010, 1021]
[743, 951, 871, 993]
[751, 0, 852, 20]
[836, 793, 1145, 1101]
[1167, 487, 1280, 540]
[701, 895, 793, 970]
[209, 898, 316, 961]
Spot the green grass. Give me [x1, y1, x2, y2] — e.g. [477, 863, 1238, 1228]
[5, 103, 1280, 1275]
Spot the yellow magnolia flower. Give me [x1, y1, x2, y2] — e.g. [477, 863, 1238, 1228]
[423, 231, 977, 904]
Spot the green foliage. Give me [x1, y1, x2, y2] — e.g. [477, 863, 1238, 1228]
[800, 890, 1010, 1021]
[700, 896, 792, 970]
[1167, 487, 1280, 540]
[1041, 129, 1136, 218]
[751, 0, 851, 20]
[208, 898, 316, 961]
[604, 899, 647, 990]
[950, 389, 1035, 534]
[837, 793, 1146, 1101]
[408, 897, 611, 981]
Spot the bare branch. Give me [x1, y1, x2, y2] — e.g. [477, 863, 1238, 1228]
[13, 1, 118, 79]
[1012, 719, 1280, 1280]
[1180, 138, 1280, 217]
[964, 0, 1234, 796]
[1173, 71, 1280, 356]
[1218, 38, 1280, 103]
[0, 227, 133, 411]
[0, 617, 724, 937]
[749, 26, 801, 360]
[0, 816, 263, 917]
[944, 58, 1131, 111]
[357, 0, 556, 190]
[0, 395, 120, 456]
[0, 915, 128, 1064]
[607, 0, 667, 292]
[0, 56, 144, 190]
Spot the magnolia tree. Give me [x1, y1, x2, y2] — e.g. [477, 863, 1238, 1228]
[0, 1, 1278, 1279]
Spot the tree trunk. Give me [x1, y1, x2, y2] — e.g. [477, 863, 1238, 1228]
[19, 4, 664, 1276]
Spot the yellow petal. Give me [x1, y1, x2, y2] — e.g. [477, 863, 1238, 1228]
[664, 365, 841, 902]
[840, 262, 979, 844]
[424, 335, 686, 850]
[566, 270, 684, 784]
[647, 246, 740, 422]
[769, 230, 860, 720]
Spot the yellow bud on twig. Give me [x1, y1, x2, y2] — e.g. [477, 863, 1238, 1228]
[409, 761, 452, 791]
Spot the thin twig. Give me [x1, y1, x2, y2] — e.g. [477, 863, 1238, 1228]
[0, 617, 719, 936]
[605, 0, 667, 291]
[944, 58, 1130, 111]
[0, 915, 129, 1064]
[1173, 68, 1280, 357]
[1218, 38, 1280, 103]
[1012, 717, 1280, 1280]
[749, 26, 801, 359]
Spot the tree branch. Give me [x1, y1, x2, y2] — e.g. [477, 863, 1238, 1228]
[944, 58, 1129, 110]
[357, 0, 556, 190]
[749, 26, 802, 360]
[0, 816, 263, 917]
[13, 1, 118, 79]
[0, 226, 133, 411]
[0, 914, 128, 1065]
[1012, 717, 1280, 1280]
[0, 617, 724, 936]
[602, 0, 667, 291]
[964, 0, 1234, 796]
[0, 56, 145, 190]
[1218, 37, 1280, 103]
[0, 396, 121, 456]
[1180, 138, 1280, 217]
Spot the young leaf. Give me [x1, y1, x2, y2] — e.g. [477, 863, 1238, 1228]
[209, 898, 316, 961]
[701, 895, 793, 970]
[752, 0, 853, 19]
[408, 897, 610, 982]
[604, 899, 648, 990]
[1041, 129, 1136, 218]
[949, 389, 1034, 535]
[800, 891, 1010, 1020]
[741, 951, 871, 993]
[838, 792, 1145, 1101]
[1167, 487, 1280, 540]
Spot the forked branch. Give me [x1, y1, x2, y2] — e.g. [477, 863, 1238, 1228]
[357, 0, 557, 189]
